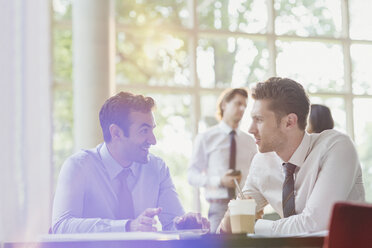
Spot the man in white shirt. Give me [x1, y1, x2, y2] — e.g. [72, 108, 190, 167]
[218, 77, 365, 235]
[188, 88, 257, 232]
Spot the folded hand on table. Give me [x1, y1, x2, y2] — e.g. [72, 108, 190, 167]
[174, 212, 210, 231]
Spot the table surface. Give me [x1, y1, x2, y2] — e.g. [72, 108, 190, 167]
[3, 234, 325, 248]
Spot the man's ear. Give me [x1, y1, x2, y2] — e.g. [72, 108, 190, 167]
[109, 124, 124, 141]
[286, 113, 298, 129]
[221, 101, 227, 111]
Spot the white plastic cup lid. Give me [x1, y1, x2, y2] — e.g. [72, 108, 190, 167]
[229, 199, 256, 215]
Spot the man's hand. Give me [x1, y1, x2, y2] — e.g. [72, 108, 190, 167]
[217, 209, 232, 233]
[128, 208, 161, 232]
[174, 212, 210, 231]
[217, 198, 264, 234]
[221, 170, 242, 188]
[256, 209, 264, 219]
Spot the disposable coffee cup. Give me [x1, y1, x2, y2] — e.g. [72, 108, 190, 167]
[229, 199, 256, 234]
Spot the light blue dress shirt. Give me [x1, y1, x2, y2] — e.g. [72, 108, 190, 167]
[52, 143, 185, 233]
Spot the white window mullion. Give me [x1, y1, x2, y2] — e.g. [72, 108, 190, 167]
[267, 0, 276, 77]
[341, 0, 355, 140]
[188, 0, 202, 213]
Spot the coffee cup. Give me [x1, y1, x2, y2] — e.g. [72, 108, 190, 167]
[229, 199, 256, 234]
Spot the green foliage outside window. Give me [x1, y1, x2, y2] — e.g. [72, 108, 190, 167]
[52, 0, 372, 209]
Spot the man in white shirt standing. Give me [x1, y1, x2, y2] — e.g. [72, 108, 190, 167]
[219, 77, 365, 235]
[188, 88, 257, 232]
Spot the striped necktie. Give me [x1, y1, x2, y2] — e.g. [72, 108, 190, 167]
[282, 162, 297, 218]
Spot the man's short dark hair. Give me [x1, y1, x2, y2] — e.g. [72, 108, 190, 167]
[99, 92, 155, 142]
[216, 88, 248, 120]
[251, 77, 310, 130]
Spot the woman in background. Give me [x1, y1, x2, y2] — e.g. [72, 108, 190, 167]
[307, 104, 334, 133]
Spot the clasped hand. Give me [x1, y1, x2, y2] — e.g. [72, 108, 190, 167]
[221, 170, 242, 188]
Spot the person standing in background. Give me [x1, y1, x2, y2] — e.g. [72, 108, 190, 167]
[188, 88, 257, 233]
[307, 104, 334, 133]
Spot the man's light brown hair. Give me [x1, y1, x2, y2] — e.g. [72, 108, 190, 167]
[216, 88, 248, 120]
[251, 77, 310, 130]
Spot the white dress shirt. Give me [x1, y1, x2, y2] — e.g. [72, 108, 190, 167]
[243, 130, 365, 235]
[188, 121, 257, 200]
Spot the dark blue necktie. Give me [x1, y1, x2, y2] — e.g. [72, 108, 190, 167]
[116, 169, 135, 219]
[228, 130, 236, 199]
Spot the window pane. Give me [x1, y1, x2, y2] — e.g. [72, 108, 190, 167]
[276, 40, 344, 92]
[116, 0, 190, 28]
[309, 96, 346, 133]
[199, 94, 220, 132]
[53, 90, 74, 185]
[116, 32, 190, 86]
[54, 29, 73, 82]
[351, 44, 372, 95]
[197, 37, 268, 88]
[349, 0, 372, 40]
[275, 0, 341, 37]
[198, 0, 267, 33]
[353, 98, 372, 202]
[149, 94, 194, 211]
[53, 0, 72, 22]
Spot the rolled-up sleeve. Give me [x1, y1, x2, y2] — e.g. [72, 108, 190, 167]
[242, 156, 268, 213]
[188, 134, 222, 188]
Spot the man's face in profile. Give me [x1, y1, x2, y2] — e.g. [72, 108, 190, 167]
[122, 111, 157, 164]
[248, 99, 286, 153]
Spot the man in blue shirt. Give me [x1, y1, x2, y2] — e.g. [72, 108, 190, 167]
[52, 92, 210, 233]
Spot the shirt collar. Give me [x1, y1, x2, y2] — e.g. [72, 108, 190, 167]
[219, 120, 241, 136]
[288, 132, 311, 168]
[99, 143, 139, 180]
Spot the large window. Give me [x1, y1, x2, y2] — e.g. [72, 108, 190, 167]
[53, 0, 372, 212]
